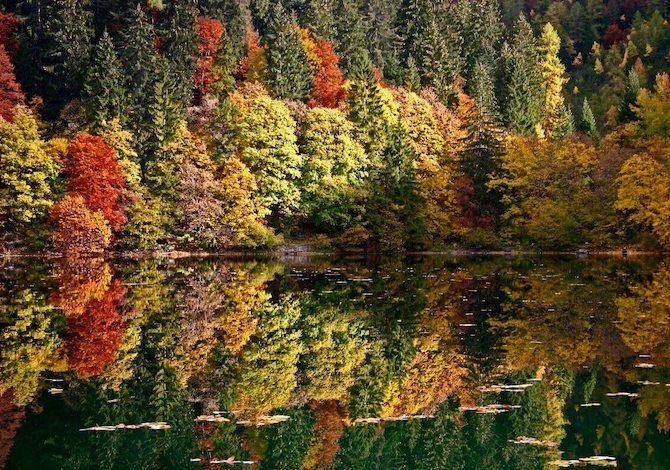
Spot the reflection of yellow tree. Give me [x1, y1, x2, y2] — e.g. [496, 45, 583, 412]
[0, 290, 60, 406]
[616, 266, 670, 354]
[637, 384, 670, 432]
[233, 297, 304, 417]
[301, 306, 368, 402]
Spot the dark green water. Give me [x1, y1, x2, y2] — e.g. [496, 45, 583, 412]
[1, 255, 669, 469]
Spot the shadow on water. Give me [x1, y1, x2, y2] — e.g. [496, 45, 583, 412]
[1, 255, 669, 469]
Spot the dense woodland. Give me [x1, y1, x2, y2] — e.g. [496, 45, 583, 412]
[0, 0, 669, 252]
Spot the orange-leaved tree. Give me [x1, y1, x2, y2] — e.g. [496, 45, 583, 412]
[194, 16, 225, 101]
[63, 133, 127, 231]
[49, 195, 112, 253]
[307, 39, 345, 108]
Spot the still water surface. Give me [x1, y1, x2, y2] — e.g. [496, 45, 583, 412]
[1, 255, 669, 469]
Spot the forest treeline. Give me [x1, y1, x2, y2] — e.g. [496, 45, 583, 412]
[0, 0, 669, 252]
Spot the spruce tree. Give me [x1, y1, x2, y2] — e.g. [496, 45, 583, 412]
[83, 31, 128, 130]
[456, 0, 503, 86]
[461, 99, 505, 221]
[120, 5, 158, 128]
[364, 0, 402, 82]
[502, 14, 543, 134]
[552, 103, 575, 139]
[617, 68, 640, 124]
[162, 0, 199, 108]
[335, 0, 369, 75]
[346, 49, 387, 162]
[404, 55, 421, 92]
[198, 0, 249, 60]
[581, 97, 599, 143]
[470, 60, 499, 120]
[305, 0, 338, 44]
[264, 2, 313, 100]
[40, 0, 94, 112]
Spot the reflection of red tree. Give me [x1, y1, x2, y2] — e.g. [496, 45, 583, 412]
[305, 400, 346, 469]
[65, 280, 127, 378]
[0, 389, 25, 468]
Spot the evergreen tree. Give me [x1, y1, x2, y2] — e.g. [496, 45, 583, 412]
[335, 0, 369, 75]
[456, 0, 503, 86]
[83, 31, 128, 130]
[305, 0, 338, 44]
[617, 68, 641, 123]
[552, 102, 575, 139]
[346, 50, 387, 161]
[40, 0, 94, 112]
[120, 5, 158, 130]
[470, 60, 499, 120]
[404, 55, 421, 92]
[502, 14, 543, 135]
[364, 0, 402, 82]
[461, 99, 505, 222]
[162, 0, 199, 108]
[198, 0, 250, 60]
[264, 2, 313, 100]
[581, 97, 599, 143]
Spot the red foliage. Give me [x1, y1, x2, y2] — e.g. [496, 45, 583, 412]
[194, 16, 225, 101]
[455, 174, 495, 229]
[0, 13, 20, 56]
[0, 390, 25, 469]
[601, 24, 626, 48]
[49, 195, 112, 253]
[64, 133, 127, 231]
[0, 44, 24, 122]
[65, 279, 127, 378]
[307, 39, 345, 108]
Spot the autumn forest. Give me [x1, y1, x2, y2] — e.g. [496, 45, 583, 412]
[0, 0, 669, 253]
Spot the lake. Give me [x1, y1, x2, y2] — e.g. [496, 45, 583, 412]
[1, 255, 669, 469]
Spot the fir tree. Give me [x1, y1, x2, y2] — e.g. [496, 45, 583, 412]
[470, 60, 499, 120]
[40, 0, 94, 112]
[502, 14, 543, 135]
[456, 0, 503, 86]
[264, 2, 313, 100]
[617, 68, 640, 123]
[335, 0, 369, 75]
[83, 31, 128, 130]
[364, 0, 402, 82]
[581, 97, 599, 143]
[404, 55, 421, 92]
[305, 0, 338, 44]
[198, 0, 249, 60]
[552, 103, 575, 139]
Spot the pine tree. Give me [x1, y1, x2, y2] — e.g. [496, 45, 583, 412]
[538, 22, 568, 136]
[264, 2, 313, 100]
[83, 31, 128, 130]
[502, 14, 543, 134]
[40, 0, 94, 112]
[617, 68, 640, 124]
[162, 0, 199, 108]
[581, 97, 599, 143]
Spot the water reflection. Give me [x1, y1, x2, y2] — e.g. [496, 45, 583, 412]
[1, 256, 669, 468]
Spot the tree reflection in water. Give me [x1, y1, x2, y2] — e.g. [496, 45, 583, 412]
[1, 256, 669, 468]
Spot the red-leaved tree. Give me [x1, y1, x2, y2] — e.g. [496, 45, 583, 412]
[0, 13, 20, 55]
[307, 39, 345, 108]
[194, 16, 225, 101]
[64, 133, 127, 231]
[0, 44, 24, 122]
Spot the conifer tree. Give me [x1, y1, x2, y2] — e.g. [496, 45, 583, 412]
[364, 0, 402, 82]
[456, 0, 503, 85]
[264, 2, 313, 100]
[581, 97, 599, 143]
[335, 0, 369, 75]
[538, 22, 568, 136]
[83, 31, 128, 130]
[120, 5, 158, 129]
[162, 0, 199, 108]
[552, 103, 575, 139]
[617, 68, 640, 123]
[40, 0, 94, 112]
[469, 61, 499, 120]
[461, 97, 505, 222]
[404, 55, 421, 93]
[502, 14, 543, 135]
[305, 0, 338, 44]
[346, 49, 387, 162]
[198, 0, 249, 60]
